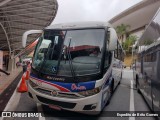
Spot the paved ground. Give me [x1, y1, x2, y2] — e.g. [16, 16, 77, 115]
[0, 68, 22, 94]
[0, 72, 23, 112]
[0, 69, 158, 120]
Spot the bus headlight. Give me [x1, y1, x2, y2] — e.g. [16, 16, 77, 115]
[29, 80, 38, 88]
[78, 86, 102, 97]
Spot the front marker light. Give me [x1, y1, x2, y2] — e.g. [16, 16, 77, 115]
[78, 86, 102, 97]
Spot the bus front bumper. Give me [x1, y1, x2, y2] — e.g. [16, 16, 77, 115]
[28, 83, 102, 114]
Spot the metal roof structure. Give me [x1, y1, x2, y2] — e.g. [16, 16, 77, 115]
[109, 0, 160, 32]
[0, 0, 58, 57]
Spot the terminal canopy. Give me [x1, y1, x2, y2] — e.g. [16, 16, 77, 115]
[0, 0, 58, 57]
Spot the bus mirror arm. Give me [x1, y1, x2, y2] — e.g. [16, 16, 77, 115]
[108, 28, 118, 51]
[22, 30, 43, 48]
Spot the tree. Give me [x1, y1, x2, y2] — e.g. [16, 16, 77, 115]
[116, 24, 130, 42]
[123, 35, 137, 54]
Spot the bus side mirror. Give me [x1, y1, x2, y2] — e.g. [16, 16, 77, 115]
[108, 28, 118, 51]
[22, 30, 43, 48]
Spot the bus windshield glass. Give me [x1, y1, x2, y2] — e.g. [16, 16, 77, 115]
[32, 29, 105, 76]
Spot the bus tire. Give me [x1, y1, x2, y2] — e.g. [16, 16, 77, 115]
[137, 85, 141, 94]
[136, 75, 141, 94]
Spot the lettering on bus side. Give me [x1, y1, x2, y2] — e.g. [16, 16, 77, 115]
[46, 76, 65, 81]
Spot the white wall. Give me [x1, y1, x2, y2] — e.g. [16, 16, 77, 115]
[130, 29, 144, 40]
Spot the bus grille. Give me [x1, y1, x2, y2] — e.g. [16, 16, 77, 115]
[36, 96, 76, 109]
[36, 88, 51, 96]
[34, 87, 83, 99]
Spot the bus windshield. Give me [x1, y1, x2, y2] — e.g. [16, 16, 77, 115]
[32, 29, 105, 76]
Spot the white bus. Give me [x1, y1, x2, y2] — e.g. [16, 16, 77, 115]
[22, 22, 124, 114]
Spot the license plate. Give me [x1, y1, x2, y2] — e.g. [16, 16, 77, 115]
[49, 104, 61, 111]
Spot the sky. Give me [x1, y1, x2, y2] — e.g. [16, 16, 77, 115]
[52, 0, 143, 24]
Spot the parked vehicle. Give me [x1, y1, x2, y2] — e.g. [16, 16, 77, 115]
[22, 22, 124, 114]
[133, 8, 160, 114]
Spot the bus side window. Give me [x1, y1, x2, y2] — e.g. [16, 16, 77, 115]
[104, 34, 111, 70]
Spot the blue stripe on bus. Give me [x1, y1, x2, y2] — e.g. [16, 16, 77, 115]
[103, 71, 112, 89]
[101, 72, 112, 109]
[30, 74, 96, 92]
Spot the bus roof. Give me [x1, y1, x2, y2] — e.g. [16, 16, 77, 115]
[45, 21, 112, 30]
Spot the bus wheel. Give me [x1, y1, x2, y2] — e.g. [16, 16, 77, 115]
[136, 76, 140, 94]
[135, 76, 138, 88]
[135, 75, 140, 88]
[137, 85, 141, 94]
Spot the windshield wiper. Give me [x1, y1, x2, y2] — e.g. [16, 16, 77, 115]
[66, 38, 77, 81]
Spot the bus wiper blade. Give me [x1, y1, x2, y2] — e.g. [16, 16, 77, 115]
[67, 38, 77, 81]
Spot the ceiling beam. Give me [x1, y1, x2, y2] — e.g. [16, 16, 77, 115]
[0, 22, 11, 55]
[0, 4, 55, 14]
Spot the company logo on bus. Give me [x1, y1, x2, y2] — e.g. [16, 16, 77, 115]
[51, 90, 58, 96]
[52, 66, 57, 73]
[71, 84, 86, 91]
